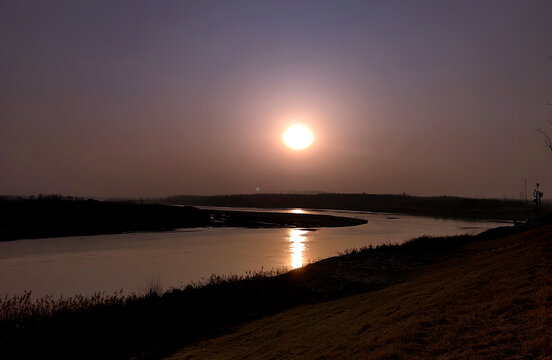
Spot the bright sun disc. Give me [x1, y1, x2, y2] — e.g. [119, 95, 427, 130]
[283, 124, 313, 150]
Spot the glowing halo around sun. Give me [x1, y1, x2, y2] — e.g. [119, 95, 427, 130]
[282, 124, 313, 150]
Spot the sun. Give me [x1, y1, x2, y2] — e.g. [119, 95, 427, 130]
[282, 124, 313, 150]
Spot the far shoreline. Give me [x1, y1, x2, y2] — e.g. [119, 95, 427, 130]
[0, 196, 367, 242]
[157, 193, 541, 221]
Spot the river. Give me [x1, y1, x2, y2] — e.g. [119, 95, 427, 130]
[0, 208, 507, 298]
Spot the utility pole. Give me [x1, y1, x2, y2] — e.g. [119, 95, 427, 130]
[522, 178, 528, 202]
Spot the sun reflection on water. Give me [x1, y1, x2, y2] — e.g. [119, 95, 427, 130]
[289, 228, 308, 269]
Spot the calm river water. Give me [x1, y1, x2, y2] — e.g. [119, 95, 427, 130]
[0, 208, 507, 298]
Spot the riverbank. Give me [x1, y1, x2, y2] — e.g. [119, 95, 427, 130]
[168, 223, 552, 360]
[0, 196, 365, 241]
[1, 222, 544, 359]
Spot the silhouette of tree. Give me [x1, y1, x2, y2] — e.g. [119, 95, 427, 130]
[536, 127, 552, 150]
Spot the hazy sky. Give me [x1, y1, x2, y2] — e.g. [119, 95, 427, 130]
[1, 0, 551, 198]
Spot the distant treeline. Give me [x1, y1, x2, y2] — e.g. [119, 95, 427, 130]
[159, 193, 539, 221]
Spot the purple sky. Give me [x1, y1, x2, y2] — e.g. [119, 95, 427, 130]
[1, 0, 551, 198]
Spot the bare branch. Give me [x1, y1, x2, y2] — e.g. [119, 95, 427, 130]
[537, 128, 552, 150]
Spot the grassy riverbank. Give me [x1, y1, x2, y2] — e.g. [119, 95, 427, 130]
[168, 223, 552, 360]
[0, 222, 541, 359]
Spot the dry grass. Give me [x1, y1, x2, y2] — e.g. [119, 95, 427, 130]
[167, 225, 552, 360]
[0, 291, 127, 322]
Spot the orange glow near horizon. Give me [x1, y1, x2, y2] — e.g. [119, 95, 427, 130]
[283, 124, 313, 150]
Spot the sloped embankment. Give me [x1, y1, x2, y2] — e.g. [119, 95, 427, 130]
[168, 225, 552, 360]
